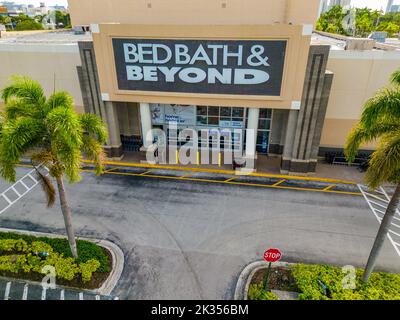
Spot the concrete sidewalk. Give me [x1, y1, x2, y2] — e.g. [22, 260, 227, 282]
[101, 151, 367, 184]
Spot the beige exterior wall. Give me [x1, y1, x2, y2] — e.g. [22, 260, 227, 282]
[320, 50, 400, 149]
[68, 0, 320, 27]
[0, 44, 84, 113]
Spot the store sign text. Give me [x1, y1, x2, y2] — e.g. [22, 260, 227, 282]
[113, 39, 287, 96]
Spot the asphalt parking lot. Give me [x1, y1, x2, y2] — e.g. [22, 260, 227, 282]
[0, 166, 399, 299]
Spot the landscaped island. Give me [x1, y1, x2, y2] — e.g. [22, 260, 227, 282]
[0, 232, 111, 290]
[249, 263, 400, 300]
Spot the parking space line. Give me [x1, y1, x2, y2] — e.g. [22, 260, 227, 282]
[81, 168, 360, 196]
[323, 184, 336, 191]
[224, 177, 237, 182]
[22, 284, 28, 300]
[4, 282, 11, 300]
[358, 184, 400, 258]
[273, 179, 286, 187]
[140, 170, 154, 176]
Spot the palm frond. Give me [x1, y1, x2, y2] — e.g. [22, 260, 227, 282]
[360, 88, 400, 128]
[391, 68, 400, 87]
[81, 135, 105, 175]
[44, 91, 74, 115]
[79, 113, 108, 144]
[365, 133, 400, 189]
[31, 150, 54, 168]
[5, 99, 36, 120]
[0, 118, 44, 182]
[35, 168, 56, 208]
[1, 76, 45, 107]
[46, 106, 83, 151]
[343, 122, 399, 163]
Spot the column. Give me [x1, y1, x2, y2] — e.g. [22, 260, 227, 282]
[104, 101, 123, 159]
[139, 102, 154, 149]
[245, 107, 259, 160]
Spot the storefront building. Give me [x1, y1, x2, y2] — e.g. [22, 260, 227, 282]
[1, 0, 399, 175]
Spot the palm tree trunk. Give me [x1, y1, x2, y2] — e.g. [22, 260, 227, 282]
[56, 176, 78, 259]
[363, 184, 400, 283]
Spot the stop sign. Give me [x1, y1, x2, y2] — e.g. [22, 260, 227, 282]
[264, 248, 282, 263]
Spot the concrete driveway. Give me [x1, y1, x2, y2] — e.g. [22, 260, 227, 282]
[0, 167, 399, 299]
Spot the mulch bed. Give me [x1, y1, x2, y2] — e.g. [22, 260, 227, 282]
[0, 246, 112, 290]
[250, 266, 300, 292]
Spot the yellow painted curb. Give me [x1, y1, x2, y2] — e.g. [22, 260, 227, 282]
[81, 159, 357, 185]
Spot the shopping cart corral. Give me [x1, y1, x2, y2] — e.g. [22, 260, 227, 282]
[325, 152, 370, 171]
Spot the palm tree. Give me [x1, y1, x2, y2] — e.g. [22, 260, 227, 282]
[345, 68, 400, 283]
[0, 76, 108, 259]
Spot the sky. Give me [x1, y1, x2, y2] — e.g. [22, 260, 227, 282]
[3, 0, 400, 10]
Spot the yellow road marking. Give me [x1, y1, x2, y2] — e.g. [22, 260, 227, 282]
[81, 159, 356, 185]
[180, 173, 193, 179]
[225, 177, 237, 182]
[140, 170, 154, 176]
[272, 179, 286, 187]
[17, 163, 361, 196]
[81, 168, 361, 196]
[324, 184, 336, 191]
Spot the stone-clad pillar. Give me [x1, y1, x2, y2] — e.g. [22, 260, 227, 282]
[281, 45, 333, 175]
[104, 102, 123, 159]
[77, 41, 123, 159]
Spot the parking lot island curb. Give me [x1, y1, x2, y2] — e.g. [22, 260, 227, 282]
[0, 227, 124, 296]
[234, 260, 293, 300]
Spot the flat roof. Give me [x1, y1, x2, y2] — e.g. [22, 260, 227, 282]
[0, 29, 92, 44]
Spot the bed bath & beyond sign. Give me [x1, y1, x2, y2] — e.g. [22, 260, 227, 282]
[112, 39, 287, 96]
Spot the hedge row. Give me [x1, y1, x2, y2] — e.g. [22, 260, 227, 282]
[248, 263, 400, 300]
[0, 239, 100, 282]
[292, 264, 400, 300]
[0, 232, 110, 273]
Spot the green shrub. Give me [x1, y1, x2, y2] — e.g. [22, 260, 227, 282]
[0, 233, 108, 284]
[0, 232, 110, 272]
[292, 264, 400, 300]
[0, 239, 28, 253]
[15, 20, 44, 31]
[248, 283, 279, 300]
[80, 259, 101, 283]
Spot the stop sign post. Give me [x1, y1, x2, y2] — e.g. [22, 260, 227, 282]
[263, 248, 282, 291]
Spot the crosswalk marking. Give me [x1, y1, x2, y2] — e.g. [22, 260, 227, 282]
[0, 165, 49, 215]
[22, 284, 28, 300]
[358, 184, 400, 257]
[4, 282, 11, 300]
[41, 287, 47, 300]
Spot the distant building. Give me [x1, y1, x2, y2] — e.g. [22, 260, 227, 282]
[389, 4, 400, 12]
[319, 0, 351, 15]
[386, 0, 394, 13]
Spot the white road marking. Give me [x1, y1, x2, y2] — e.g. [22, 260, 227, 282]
[60, 289, 65, 300]
[22, 284, 28, 300]
[0, 165, 49, 215]
[358, 184, 400, 258]
[4, 282, 11, 300]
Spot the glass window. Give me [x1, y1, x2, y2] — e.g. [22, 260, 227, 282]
[208, 116, 219, 126]
[258, 119, 271, 130]
[220, 107, 231, 117]
[197, 106, 207, 116]
[232, 107, 244, 118]
[208, 106, 219, 116]
[197, 116, 207, 125]
[259, 108, 272, 119]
